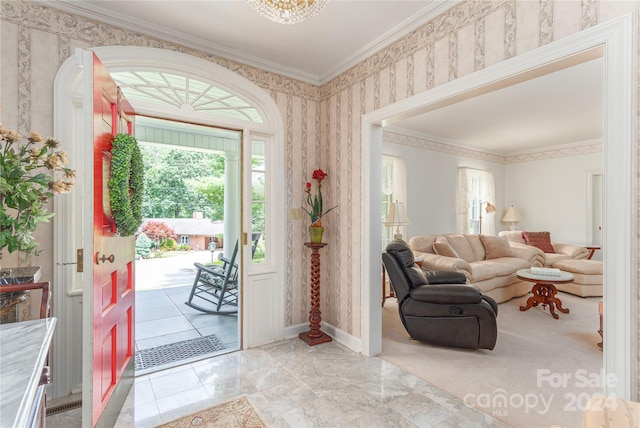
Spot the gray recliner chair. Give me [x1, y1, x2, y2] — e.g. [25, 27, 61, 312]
[382, 240, 498, 350]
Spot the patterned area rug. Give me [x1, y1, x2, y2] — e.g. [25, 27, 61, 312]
[158, 396, 266, 428]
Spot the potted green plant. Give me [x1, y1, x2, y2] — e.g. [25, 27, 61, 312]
[0, 125, 75, 269]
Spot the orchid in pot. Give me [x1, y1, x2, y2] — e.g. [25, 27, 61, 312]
[302, 168, 337, 243]
[0, 125, 75, 270]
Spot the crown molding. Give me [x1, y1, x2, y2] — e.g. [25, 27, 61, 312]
[384, 126, 603, 164]
[319, 1, 460, 83]
[48, 0, 322, 84]
[48, 0, 457, 86]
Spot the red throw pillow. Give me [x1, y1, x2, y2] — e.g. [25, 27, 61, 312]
[522, 231, 555, 253]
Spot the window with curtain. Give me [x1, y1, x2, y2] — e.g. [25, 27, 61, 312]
[457, 167, 496, 235]
[382, 156, 407, 247]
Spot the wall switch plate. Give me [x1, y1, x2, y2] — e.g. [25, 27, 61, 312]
[288, 207, 303, 220]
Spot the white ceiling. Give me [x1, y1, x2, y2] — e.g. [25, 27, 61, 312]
[51, 0, 453, 84]
[391, 57, 603, 155]
[50, 0, 603, 154]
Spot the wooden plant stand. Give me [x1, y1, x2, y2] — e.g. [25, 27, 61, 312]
[299, 243, 332, 346]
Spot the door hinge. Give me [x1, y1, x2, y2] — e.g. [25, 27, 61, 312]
[241, 233, 248, 246]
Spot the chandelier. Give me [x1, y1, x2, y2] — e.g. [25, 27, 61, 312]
[246, 0, 328, 25]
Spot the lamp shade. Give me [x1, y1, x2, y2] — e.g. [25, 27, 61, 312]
[385, 200, 411, 240]
[502, 206, 522, 223]
[385, 201, 411, 227]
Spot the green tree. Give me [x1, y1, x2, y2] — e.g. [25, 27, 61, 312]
[140, 145, 225, 219]
[188, 176, 225, 221]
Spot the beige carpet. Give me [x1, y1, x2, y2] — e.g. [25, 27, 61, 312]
[158, 396, 267, 428]
[381, 292, 603, 428]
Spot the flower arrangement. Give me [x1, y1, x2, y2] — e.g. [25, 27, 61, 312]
[0, 125, 75, 257]
[302, 168, 337, 227]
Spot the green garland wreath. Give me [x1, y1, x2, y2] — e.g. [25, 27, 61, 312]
[109, 133, 144, 237]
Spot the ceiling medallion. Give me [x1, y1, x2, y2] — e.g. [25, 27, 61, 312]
[246, 0, 328, 25]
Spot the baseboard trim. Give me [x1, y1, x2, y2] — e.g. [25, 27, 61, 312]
[283, 322, 362, 353]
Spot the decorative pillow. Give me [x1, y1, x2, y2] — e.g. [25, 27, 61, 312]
[480, 235, 514, 259]
[433, 240, 459, 259]
[522, 231, 555, 253]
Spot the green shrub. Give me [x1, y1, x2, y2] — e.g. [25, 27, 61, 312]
[159, 238, 177, 251]
[178, 244, 191, 251]
[135, 233, 153, 259]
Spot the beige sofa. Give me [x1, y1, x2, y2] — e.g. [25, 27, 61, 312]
[498, 230, 589, 267]
[408, 234, 543, 304]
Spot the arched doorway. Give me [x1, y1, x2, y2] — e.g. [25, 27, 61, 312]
[51, 46, 286, 401]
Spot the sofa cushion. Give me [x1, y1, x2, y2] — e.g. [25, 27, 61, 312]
[465, 234, 486, 261]
[553, 259, 603, 275]
[408, 235, 436, 254]
[522, 231, 555, 253]
[543, 253, 572, 266]
[480, 235, 514, 259]
[493, 257, 532, 271]
[499, 230, 526, 244]
[468, 262, 497, 282]
[480, 259, 522, 277]
[433, 240, 459, 258]
[444, 234, 477, 262]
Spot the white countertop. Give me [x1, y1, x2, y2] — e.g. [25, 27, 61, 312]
[0, 317, 57, 428]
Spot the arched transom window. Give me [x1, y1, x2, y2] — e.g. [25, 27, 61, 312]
[110, 70, 264, 123]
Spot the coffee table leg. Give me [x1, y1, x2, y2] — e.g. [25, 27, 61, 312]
[519, 284, 542, 312]
[549, 284, 570, 315]
[520, 282, 569, 319]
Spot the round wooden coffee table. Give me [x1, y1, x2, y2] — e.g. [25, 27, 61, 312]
[516, 269, 574, 319]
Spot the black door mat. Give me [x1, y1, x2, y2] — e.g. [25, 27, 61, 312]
[135, 334, 225, 370]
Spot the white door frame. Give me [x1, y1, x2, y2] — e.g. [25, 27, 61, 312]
[361, 15, 634, 400]
[53, 47, 286, 400]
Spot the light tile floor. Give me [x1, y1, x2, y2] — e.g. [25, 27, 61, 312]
[111, 339, 509, 427]
[48, 339, 510, 427]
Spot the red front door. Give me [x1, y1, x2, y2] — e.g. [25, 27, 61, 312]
[90, 52, 136, 426]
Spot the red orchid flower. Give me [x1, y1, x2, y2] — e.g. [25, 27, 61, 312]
[312, 169, 328, 182]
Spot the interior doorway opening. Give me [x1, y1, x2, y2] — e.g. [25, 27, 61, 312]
[363, 15, 632, 406]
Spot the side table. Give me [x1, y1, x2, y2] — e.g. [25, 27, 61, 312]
[299, 243, 332, 346]
[584, 245, 601, 260]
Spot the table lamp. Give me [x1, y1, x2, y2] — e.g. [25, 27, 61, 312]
[385, 200, 411, 241]
[502, 205, 522, 231]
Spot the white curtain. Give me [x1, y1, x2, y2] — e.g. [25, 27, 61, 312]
[457, 167, 496, 235]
